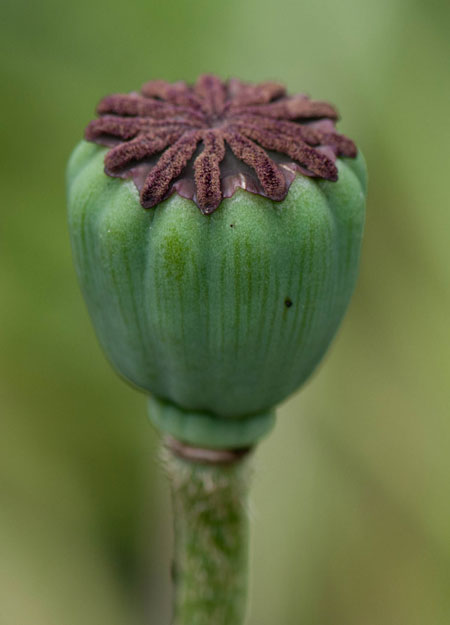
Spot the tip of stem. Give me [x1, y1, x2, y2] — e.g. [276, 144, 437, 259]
[165, 435, 253, 465]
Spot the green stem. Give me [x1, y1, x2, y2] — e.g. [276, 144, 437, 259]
[162, 440, 251, 625]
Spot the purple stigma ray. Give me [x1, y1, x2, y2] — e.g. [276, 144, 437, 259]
[85, 75, 358, 213]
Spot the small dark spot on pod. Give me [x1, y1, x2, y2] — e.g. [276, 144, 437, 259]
[284, 298, 293, 308]
[230, 223, 234, 228]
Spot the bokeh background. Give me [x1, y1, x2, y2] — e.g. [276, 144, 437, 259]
[1, 0, 449, 623]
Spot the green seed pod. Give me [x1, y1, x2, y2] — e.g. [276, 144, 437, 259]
[67, 75, 367, 450]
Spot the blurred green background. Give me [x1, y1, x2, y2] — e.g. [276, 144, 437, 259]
[1, 0, 449, 623]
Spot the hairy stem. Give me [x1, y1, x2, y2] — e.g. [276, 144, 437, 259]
[162, 440, 251, 625]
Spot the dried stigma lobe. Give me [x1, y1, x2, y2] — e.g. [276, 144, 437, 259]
[85, 75, 357, 214]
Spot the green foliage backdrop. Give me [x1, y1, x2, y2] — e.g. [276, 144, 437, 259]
[1, 0, 449, 623]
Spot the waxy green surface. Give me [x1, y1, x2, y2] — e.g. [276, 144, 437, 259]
[67, 140, 366, 447]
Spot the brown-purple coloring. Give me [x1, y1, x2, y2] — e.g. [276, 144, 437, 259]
[85, 75, 357, 214]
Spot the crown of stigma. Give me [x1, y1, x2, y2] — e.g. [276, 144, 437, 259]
[85, 74, 357, 214]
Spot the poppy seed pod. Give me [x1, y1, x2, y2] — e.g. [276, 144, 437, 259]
[67, 75, 367, 450]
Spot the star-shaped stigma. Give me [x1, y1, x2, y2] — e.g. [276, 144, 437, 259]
[85, 75, 357, 214]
